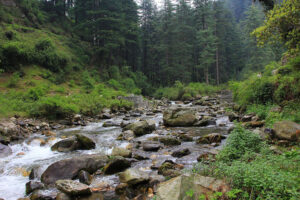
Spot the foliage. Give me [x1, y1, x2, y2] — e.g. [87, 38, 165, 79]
[230, 56, 300, 106]
[253, 0, 300, 54]
[154, 81, 222, 100]
[217, 125, 266, 162]
[191, 126, 300, 200]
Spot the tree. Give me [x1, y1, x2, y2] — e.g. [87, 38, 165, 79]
[253, 0, 300, 54]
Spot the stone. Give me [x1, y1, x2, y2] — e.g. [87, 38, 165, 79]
[103, 156, 131, 175]
[228, 112, 239, 122]
[115, 183, 128, 195]
[51, 137, 79, 152]
[56, 193, 71, 200]
[124, 120, 156, 137]
[158, 160, 183, 178]
[41, 155, 108, 185]
[78, 170, 92, 185]
[197, 150, 219, 162]
[30, 190, 56, 200]
[177, 134, 193, 142]
[246, 121, 265, 128]
[142, 141, 161, 151]
[42, 130, 56, 137]
[273, 121, 300, 141]
[194, 119, 216, 127]
[196, 133, 225, 144]
[119, 168, 150, 185]
[51, 134, 95, 152]
[75, 134, 96, 149]
[159, 137, 181, 146]
[55, 180, 91, 196]
[156, 174, 229, 200]
[111, 147, 132, 158]
[0, 143, 12, 158]
[102, 121, 119, 127]
[171, 148, 191, 158]
[163, 108, 197, 127]
[26, 181, 44, 195]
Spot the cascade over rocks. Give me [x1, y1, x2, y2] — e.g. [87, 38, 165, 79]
[41, 155, 108, 185]
[163, 108, 197, 127]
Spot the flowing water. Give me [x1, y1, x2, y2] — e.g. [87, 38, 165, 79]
[0, 100, 232, 200]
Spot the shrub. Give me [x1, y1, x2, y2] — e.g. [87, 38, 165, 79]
[217, 125, 266, 162]
[30, 96, 79, 119]
[82, 71, 95, 91]
[6, 72, 20, 88]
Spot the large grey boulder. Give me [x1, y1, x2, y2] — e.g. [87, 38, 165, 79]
[0, 143, 12, 158]
[156, 174, 229, 200]
[55, 180, 91, 196]
[41, 155, 108, 185]
[124, 120, 156, 136]
[273, 121, 300, 141]
[163, 108, 197, 127]
[111, 147, 132, 158]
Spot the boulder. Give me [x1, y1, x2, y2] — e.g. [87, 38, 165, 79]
[0, 121, 20, 143]
[171, 148, 191, 158]
[78, 170, 92, 185]
[41, 155, 108, 185]
[159, 137, 181, 146]
[0, 143, 12, 158]
[177, 134, 193, 142]
[273, 121, 300, 141]
[56, 193, 71, 200]
[111, 147, 132, 158]
[124, 120, 156, 136]
[103, 156, 131, 175]
[194, 118, 216, 126]
[55, 180, 91, 196]
[228, 112, 239, 122]
[51, 134, 95, 152]
[158, 160, 183, 178]
[163, 108, 197, 127]
[196, 133, 225, 144]
[26, 181, 44, 195]
[156, 174, 229, 200]
[51, 137, 79, 152]
[30, 189, 56, 200]
[142, 141, 161, 151]
[119, 168, 149, 185]
[75, 134, 95, 149]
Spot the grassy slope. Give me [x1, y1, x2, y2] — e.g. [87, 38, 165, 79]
[0, 3, 133, 119]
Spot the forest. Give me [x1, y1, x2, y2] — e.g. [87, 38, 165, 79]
[0, 0, 299, 200]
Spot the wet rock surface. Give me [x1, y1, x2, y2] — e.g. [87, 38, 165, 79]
[55, 180, 91, 196]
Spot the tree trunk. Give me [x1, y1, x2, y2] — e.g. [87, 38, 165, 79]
[216, 47, 219, 85]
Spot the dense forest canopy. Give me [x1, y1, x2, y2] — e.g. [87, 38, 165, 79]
[0, 0, 296, 91]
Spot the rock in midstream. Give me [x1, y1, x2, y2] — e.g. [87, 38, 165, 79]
[163, 108, 197, 127]
[51, 134, 95, 152]
[41, 155, 108, 185]
[124, 120, 156, 136]
[55, 180, 91, 196]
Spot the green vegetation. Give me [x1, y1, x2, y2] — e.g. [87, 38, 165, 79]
[230, 55, 300, 126]
[192, 125, 300, 200]
[154, 81, 222, 100]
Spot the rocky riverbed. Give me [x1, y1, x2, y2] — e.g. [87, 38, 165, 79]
[1, 92, 296, 200]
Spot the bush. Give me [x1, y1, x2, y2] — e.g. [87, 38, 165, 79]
[6, 72, 20, 88]
[217, 125, 266, 162]
[30, 96, 79, 119]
